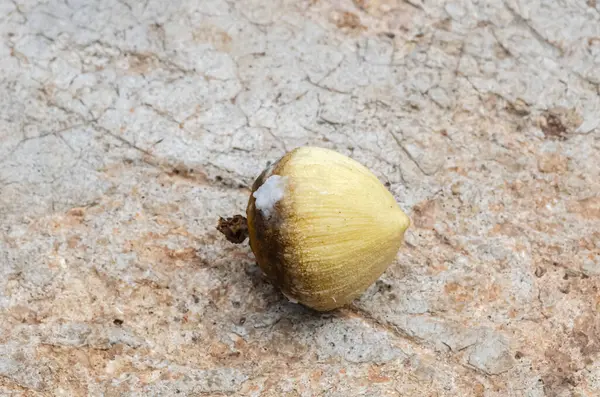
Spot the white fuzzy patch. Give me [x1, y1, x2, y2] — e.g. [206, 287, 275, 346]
[253, 175, 288, 218]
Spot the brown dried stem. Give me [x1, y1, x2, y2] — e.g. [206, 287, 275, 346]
[217, 215, 249, 244]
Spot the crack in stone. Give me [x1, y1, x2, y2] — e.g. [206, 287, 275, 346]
[503, 1, 565, 57]
[386, 129, 430, 176]
[344, 304, 490, 379]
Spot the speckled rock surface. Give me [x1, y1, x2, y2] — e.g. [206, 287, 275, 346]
[1, 0, 599, 396]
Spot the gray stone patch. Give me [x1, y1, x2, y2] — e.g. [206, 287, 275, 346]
[314, 318, 406, 364]
[467, 331, 514, 375]
[141, 366, 248, 395]
[394, 315, 480, 353]
[583, 253, 600, 276]
[0, 344, 48, 390]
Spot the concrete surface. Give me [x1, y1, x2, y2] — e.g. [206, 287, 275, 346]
[1, 0, 599, 395]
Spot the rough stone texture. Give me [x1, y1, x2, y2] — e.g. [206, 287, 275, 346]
[0, 0, 599, 395]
